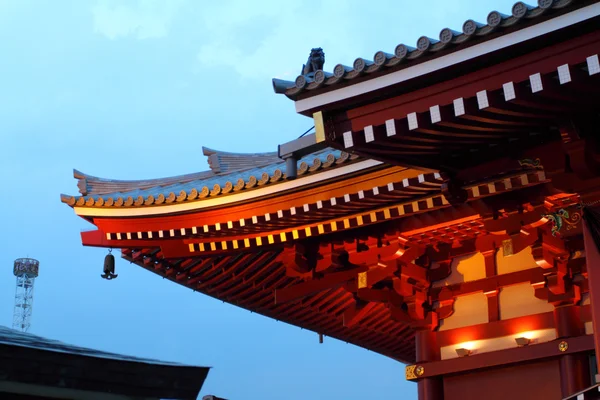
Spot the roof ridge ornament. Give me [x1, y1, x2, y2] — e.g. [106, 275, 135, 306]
[273, 0, 579, 99]
[301, 47, 325, 77]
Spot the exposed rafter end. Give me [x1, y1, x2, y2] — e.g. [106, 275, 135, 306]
[81, 229, 112, 248]
[275, 266, 367, 304]
[343, 302, 377, 328]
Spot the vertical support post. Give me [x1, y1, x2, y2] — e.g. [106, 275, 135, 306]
[554, 305, 584, 339]
[559, 354, 591, 398]
[481, 248, 497, 277]
[554, 305, 590, 397]
[415, 330, 444, 400]
[285, 156, 297, 180]
[485, 290, 500, 322]
[584, 220, 600, 383]
[482, 247, 499, 322]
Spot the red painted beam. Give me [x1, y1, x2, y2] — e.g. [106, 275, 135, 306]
[436, 311, 556, 347]
[430, 267, 549, 301]
[345, 30, 600, 130]
[274, 266, 368, 304]
[80, 230, 158, 248]
[343, 301, 378, 328]
[160, 240, 213, 259]
[355, 288, 392, 303]
[81, 230, 205, 258]
[415, 334, 594, 380]
[581, 304, 592, 323]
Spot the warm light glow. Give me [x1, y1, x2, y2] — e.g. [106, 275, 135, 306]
[459, 331, 541, 351]
[517, 331, 537, 340]
[441, 329, 557, 360]
[459, 341, 476, 350]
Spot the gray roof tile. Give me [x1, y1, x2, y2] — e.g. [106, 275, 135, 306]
[62, 148, 359, 208]
[0, 325, 201, 367]
[273, 0, 582, 98]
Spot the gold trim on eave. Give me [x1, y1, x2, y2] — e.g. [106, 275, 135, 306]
[405, 365, 418, 380]
[558, 341, 568, 352]
[313, 111, 326, 143]
[358, 272, 367, 289]
[405, 364, 424, 380]
[502, 238, 514, 256]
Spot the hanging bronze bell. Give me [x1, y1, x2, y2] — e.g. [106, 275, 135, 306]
[101, 252, 118, 280]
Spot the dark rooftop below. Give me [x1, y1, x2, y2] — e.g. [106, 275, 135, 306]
[0, 326, 210, 400]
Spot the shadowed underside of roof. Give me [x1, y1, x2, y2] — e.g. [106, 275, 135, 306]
[123, 248, 417, 363]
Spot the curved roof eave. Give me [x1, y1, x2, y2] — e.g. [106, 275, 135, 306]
[273, 0, 593, 103]
[61, 149, 377, 216]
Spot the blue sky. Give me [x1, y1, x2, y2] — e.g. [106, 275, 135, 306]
[0, 0, 518, 398]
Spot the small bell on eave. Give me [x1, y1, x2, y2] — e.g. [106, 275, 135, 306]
[101, 249, 118, 280]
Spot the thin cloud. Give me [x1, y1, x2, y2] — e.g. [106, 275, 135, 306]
[91, 0, 185, 40]
[194, 0, 515, 81]
[196, 0, 369, 80]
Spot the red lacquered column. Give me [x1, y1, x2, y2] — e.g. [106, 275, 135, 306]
[554, 305, 590, 397]
[415, 329, 443, 400]
[584, 220, 600, 382]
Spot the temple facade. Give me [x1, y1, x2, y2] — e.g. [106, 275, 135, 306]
[62, 1, 600, 399]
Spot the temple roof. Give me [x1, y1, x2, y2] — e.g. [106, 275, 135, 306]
[0, 325, 191, 366]
[273, 0, 587, 99]
[112, 167, 557, 363]
[73, 146, 286, 197]
[73, 168, 215, 197]
[0, 325, 209, 399]
[62, 147, 361, 209]
[202, 146, 280, 174]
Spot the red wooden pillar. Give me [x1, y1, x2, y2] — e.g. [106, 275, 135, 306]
[482, 248, 500, 322]
[415, 330, 443, 400]
[554, 305, 584, 338]
[554, 305, 590, 397]
[584, 220, 600, 383]
[559, 354, 591, 397]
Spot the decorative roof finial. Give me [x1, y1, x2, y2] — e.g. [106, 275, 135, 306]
[301, 47, 325, 77]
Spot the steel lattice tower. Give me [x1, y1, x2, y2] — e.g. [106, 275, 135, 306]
[12, 258, 39, 332]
